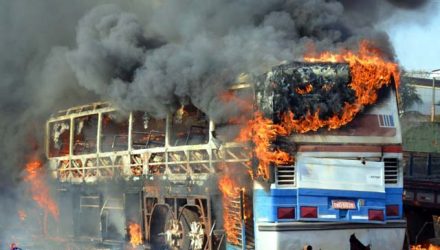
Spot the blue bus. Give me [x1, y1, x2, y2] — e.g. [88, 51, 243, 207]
[249, 62, 405, 250]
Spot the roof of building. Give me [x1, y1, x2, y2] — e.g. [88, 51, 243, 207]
[405, 76, 440, 88]
[404, 71, 440, 88]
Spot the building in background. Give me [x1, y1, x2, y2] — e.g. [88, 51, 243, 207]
[401, 70, 440, 177]
[404, 71, 440, 117]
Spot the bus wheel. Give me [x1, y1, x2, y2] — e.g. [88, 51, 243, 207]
[150, 205, 170, 249]
[180, 208, 205, 250]
[162, 207, 206, 250]
[164, 218, 184, 249]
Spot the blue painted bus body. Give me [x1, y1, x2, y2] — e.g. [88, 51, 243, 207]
[253, 187, 403, 223]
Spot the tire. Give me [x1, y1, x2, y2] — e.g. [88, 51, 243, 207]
[179, 207, 205, 250]
[150, 205, 171, 249]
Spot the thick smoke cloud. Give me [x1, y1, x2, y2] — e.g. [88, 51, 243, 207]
[0, 0, 131, 244]
[0, 0, 434, 246]
[63, 0, 432, 122]
[387, 0, 429, 9]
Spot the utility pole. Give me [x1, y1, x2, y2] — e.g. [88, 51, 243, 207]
[432, 69, 440, 122]
[432, 76, 436, 122]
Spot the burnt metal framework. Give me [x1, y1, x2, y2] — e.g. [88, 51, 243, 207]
[45, 102, 251, 249]
[223, 189, 255, 250]
[45, 102, 250, 183]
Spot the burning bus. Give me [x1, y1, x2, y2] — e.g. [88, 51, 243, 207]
[44, 43, 405, 249]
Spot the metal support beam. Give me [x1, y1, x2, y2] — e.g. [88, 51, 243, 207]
[97, 112, 102, 154]
[432, 77, 436, 122]
[128, 112, 133, 152]
[165, 114, 170, 147]
[428, 153, 432, 176]
[69, 118, 74, 156]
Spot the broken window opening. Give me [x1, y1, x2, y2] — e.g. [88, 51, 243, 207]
[170, 104, 209, 146]
[73, 115, 98, 155]
[76, 195, 101, 238]
[100, 112, 129, 152]
[101, 196, 125, 241]
[132, 112, 166, 149]
[49, 119, 70, 157]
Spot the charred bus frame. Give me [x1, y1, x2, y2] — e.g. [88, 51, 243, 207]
[45, 101, 251, 249]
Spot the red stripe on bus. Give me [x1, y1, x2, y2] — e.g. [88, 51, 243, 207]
[382, 145, 402, 153]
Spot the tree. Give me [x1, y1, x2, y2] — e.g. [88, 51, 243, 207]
[399, 76, 423, 113]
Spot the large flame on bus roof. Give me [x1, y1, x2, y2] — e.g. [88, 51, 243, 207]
[239, 40, 400, 179]
[25, 158, 59, 220]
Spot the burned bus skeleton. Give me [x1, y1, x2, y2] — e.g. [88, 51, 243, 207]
[45, 62, 405, 249]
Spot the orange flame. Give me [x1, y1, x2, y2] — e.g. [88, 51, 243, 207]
[218, 176, 241, 245]
[219, 176, 240, 198]
[305, 40, 399, 103]
[25, 158, 59, 220]
[237, 112, 293, 179]
[295, 83, 313, 95]
[411, 244, 440, 250]
[290, 40, 399, 133]
[238, 41, 400, 179]
[128, 222, 143, 247]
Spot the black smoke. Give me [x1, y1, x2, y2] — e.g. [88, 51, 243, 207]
[61, 0, 432, 122]
[387, 0, 429, 9]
